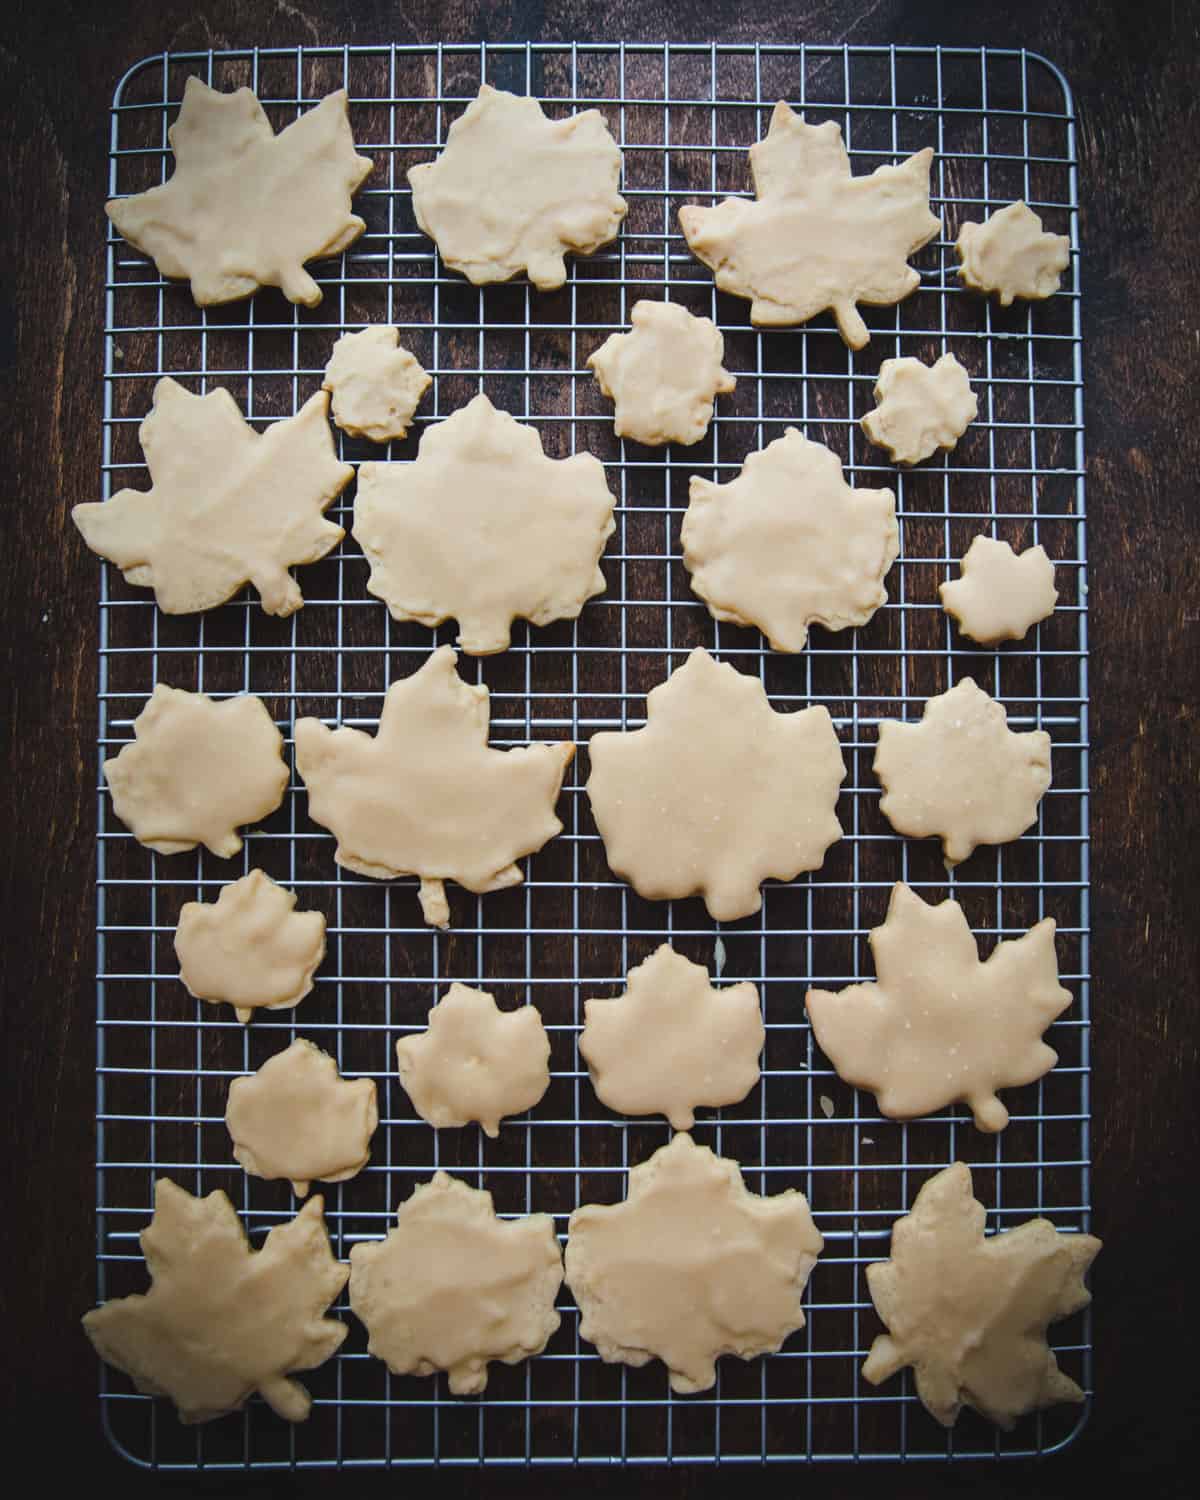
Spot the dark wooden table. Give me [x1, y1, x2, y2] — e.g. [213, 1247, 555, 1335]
[2, 0, 1197, 1492]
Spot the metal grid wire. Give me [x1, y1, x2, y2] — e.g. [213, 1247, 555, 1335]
[94, 41, 1090, 1469]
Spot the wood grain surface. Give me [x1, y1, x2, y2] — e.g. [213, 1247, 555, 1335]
[1, 0, 1197, 1492]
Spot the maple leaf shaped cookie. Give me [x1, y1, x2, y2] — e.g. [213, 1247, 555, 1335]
[349, 1172, 563, 1394]
[863, 1162, 1101, 1428]
[226, 1039, 378, 1194]
[586, 648, 845, 920]
[395, 983, 551, 1137]
[565, 1133, 824, 1394]
[860, 354, 978, 465]
[106, 76, 373, 307]
[587, 300, 736, 446]
[806, 883, 1071, 1131]
[580, 944, 763, 1130]
[82, 1178, 348, 1424]
[353, 393, 616, 654]
[321, 326, 431, 443]
[409, 84, 627, 289]
[682, 428, 899, 652]
[956, 201, 1070, 306]
[105, 686, 289, 858]
[874, 677, 1052, 865]
[939, 534, 1059, 645]
[679, 104, 940, 348]
[73, 379, 350, 617]
[294, 645, 574, 927]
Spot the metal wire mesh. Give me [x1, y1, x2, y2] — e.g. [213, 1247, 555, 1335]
[94, 41, 1090, 1469]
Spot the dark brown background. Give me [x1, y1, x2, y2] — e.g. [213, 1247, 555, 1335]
[2, 0, 1197, 1493]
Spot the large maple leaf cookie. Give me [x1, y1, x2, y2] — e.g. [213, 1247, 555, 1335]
[294, 645, 574, 927]
[106, 76, 373, 307]
[586, 648, 845, 920]
[863, 1162, 1101, 1428]
[679, 104, 940, 348]
[565, 1133, 824, 1393]
[956, 201, 1070, 306]
[73, 378, 350, 616]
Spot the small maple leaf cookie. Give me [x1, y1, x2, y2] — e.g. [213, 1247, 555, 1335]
[587, 648, 845, 920]
[294, 645, 574, 927]
[874, 677, 1052, 866]
[106, 76, 373, 307]
[82, 1178, 348, 1423]
[349, 1172, 563, 1394]
[321, 326, 431, 443]
[408, 84, 627, 290]
[860, 354, 978, 465]
[353, 393, 616, 654]
[939, 534, 1059, 644]
[395, 984, 551, 1137]
[226, 1039, 378, 1194]
[105, 686, 289, 858]
[863, 1162, 1101, 1428]
[73, 379, 350, 617]
[682, 428, 899, 651]
[679, 104, 940, 348]
[565, 1133, 824, 1393]
[956, 201, 1070, 306]
[587, 300, 736, 446]
[807, 883, 1071, 1131]
[580, 944, 763, 1130]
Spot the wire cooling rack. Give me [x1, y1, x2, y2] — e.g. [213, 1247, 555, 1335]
[93, 41, 1090, 1469]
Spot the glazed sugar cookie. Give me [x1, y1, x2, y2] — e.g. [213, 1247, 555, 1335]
[408, 84, 626, 290]
[321, 326, 431, 443]
[863, 1163, 1101, 1428]
[395, 984, 551, 1137]
[587, 648, 844, 920]
[679, 104, 939, 348]
[349, 1173, 563, 1394]
[294, 645, 574, 927]
[956, 201, 1070, 306]
[806, 883, 1071, 1131]
[106, 76, 373, 308]
[587, 300, 736, 446]
[939, 534, 1058, 644]
[226, 1039, 378, 1194]
[105, 686, 289, 858]
[580, 944, 763, 1130]
[860, 354, 977, 465]
[565, 1133, 823, 1393]
[73, 378, 350, 616]
[353, 393, 616, 654]
[82, 1179, 347, 1424]
[682, 427, 899, 651]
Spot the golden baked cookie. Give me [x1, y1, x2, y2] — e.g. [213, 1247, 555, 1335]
[956, 200, 1070, 306]
[939, 534, 1058, 644]
[860, 353, 977, 465]
[321, 326, 431, 443]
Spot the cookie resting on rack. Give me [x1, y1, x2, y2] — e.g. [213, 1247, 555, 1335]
[955, 201, 1070, 307]
[321, 325, 432, 443]
[939, 534, 1059, 645]
[860, 353, 978, 466]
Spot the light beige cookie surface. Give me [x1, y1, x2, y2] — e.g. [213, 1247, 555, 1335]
[956, 200, 1070, 306]
[349, 1172, 563, 1394]
[294, 645, 574, 927]
[580, 944, 763, 1130]
[106, 76, 373, 308]
[806, 883, 1071, 1131]
[353, 393, 615, 654]
[226, 1039, 378, 1194]
[587, 300, 735, 446]
[73, 378, 350, 616]
[939, 534, 1058, 644]
[863, 1162, 1101, 1428]
[681, 427, 899, 651]
[396, 983, 551, 1137]
[587, 648, 844, 920]
[679, 104, 940, 348]
[408, 84, 626, 289]
[860, 353, 977, 465]
[874, 677, 1052, 865]
[321, 326, 431, 442]
[105, 686, 289, 858]
[565, 1133, 823, 1394]
[82, 1179, 347, 1424]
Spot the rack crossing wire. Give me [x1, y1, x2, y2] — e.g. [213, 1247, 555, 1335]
[94, 41, 1090, 1469]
